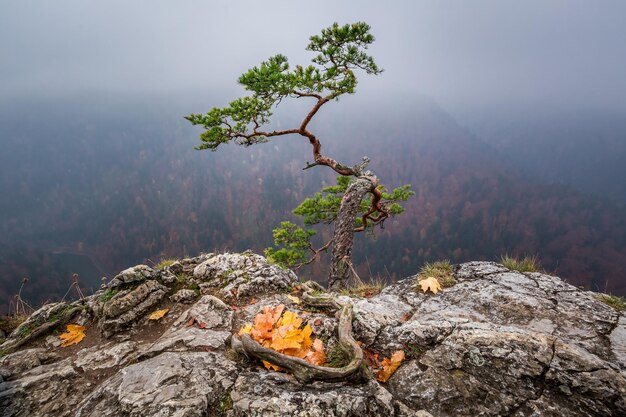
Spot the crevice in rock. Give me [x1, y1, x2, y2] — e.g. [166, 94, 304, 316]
[503, 339, 556, 417]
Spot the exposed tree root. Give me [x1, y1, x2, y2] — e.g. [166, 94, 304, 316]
[232, 281, 369, 383]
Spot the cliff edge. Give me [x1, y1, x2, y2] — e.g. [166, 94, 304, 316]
[0, 252, 624, 416]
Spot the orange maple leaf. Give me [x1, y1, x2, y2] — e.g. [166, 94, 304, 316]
[304, 338, 326, 366]
[376, 350, 405, 382]
[251, 304, 285, 345]
[59, 324, 86, 347]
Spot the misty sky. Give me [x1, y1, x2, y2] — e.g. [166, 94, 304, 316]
[1, 0, 626, 112]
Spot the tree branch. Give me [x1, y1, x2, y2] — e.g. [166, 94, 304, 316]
[292, 240, 333, 271]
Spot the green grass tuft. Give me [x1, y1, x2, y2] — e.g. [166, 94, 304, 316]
[500, 254, 541, 273]
[596, 294, 626, 312]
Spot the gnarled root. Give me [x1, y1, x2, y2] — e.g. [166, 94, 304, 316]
[300, 280, 341, 311]
[232, 282, 369, 383]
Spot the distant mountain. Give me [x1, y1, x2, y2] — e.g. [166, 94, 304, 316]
[1, 94, 625, 313]
[454, 105, 626, 204]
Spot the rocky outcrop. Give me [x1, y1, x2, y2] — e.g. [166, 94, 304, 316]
[0, 254, 624, 417]
[99, 279, 168, 338]
[193, 252, 298, 299]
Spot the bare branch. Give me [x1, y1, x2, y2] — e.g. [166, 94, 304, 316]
[292, 239, 333, 271]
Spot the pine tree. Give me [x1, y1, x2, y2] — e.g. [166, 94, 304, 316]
[186, 22, 413, 289]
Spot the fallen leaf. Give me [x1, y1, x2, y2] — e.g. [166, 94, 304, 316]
[286, 295, 301, 304]
[271, 311, 311, 354]
[363, 348, 380, 368]
[401, 312, 411, 322]
[187, 317, 196, 327]
[304, 338, 326, 366]
[418, 276, 442, 294]
[197, 321, 207, 329]
[59, 324, 86, 347]
[238, 305, 325, 368]
[376, 350, 405, 382]
[148, 308, 169, 320]
[251, 304, 285, 344]
[313, 318, 322, 326]
[262, 360, 282, 371]
[238, 324, 253, 335]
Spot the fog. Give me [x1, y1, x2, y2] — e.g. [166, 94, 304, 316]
[2, 1, 626, 311]
[2, 0, 626, 112]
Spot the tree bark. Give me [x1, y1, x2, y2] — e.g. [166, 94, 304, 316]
[328, 177, 375, 290]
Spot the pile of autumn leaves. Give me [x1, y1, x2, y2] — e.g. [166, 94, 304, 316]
[238, 303, 404, 382]
[238, 304, 325, 370]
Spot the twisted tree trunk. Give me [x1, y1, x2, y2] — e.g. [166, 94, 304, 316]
[328, 177, 375, 290]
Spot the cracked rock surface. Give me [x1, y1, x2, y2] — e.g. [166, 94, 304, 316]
[379, 262, 626, 416]
[0, 257, 624, 417]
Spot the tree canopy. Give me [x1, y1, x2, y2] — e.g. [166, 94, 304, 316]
[187, 22, 413, 289]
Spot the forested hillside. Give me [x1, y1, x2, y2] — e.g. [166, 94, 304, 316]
[1, 94, 624, 312]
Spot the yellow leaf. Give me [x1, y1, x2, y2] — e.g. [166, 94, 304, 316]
[286, 295, 301, 304]
[277, 310, 303, 329]
[418, 276, 442, 294]
[58, 324, 86, 347]
[148, 308, 170, 320]
[376, 350, 405, 382]
[271, 314, 311, 354]
[262, 360, 282, 371]
[238, 306, 324, 371]
[238, 324, 253, 335]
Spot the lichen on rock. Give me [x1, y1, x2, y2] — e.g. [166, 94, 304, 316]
[0, 256, 624, 417]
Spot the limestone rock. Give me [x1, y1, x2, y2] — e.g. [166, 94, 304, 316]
[610, 316, 626, 378]
[1, 258, 624, 417]
[0, 348, 59, 379]
[108, 264, 156, 288]
[99, 279, 167, 337]
[0, 357, 88, 417]
[141, 296, 233, 358]
[377, 264, 626, 417]
[230, 371, 395, 416]
[352, 293, 413, 346]
[170, 288, 198, 303]
[75, 352, 239, 417]
[73, 341, 138, 371]
[193, 252, 297, 299]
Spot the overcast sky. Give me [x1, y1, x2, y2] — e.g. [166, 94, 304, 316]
[1, 0, 625, 112]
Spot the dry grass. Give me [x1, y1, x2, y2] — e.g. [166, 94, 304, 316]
[596, 294, 626, 312]
[155, 258, 178, 269]
[416, 260, 456, 288]
[339, 279, 385, 298]
[500, 254, 541, 273]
